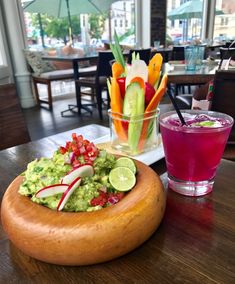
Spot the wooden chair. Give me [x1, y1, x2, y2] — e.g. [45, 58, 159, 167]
[24, 50, 75, 110]
[219, 47, 235, 60]
[75, 51, 114, 120]
[211, 70, 235, 142]
[127, 48, 151, 65]
[0, 83, 30, 150]
[172, 46, 185, 61]
[211, 70, 235, 161]
[32, 69, 74, 109]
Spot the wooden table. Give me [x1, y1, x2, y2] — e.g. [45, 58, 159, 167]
[0, 125, 235, 283]
[164, 62, 218, 85]
[43, 53, 99, 116]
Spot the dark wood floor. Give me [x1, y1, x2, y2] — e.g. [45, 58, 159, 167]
[22, 92, 173, 141]
[22, 94, 109, 141]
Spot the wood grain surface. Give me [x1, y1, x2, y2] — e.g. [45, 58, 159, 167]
[0, 129, 235, 283]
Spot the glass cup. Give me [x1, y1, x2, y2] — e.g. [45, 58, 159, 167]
[184, 46, 197, 71]
[108, 109, 160, 156]
[154, 41, 160, 49]
[196, 45, 205, 69]
[160, 110, 234, 196]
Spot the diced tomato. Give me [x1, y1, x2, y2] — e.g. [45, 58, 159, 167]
[90, 191, 108, 207]
[59, 133, 99, 166]
[59, 146, 67, 154]
[72, 159, 81, 166]
[72, 133, 77, 140]
[90, 190, 125, 207]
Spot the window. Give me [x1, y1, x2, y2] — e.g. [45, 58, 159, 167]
[0, 29, 7, 66]
[167, 0, 203, 44]
[0, 5, 12, 83]
[214, 0, 235, 42]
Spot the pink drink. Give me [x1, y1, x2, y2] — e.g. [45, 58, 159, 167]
[160, 110, 234, 196]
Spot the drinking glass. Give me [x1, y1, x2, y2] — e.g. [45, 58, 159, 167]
[108, 109, 160, 156]
[184, 46, 197, 71]
[160, 110, 234, 196]
[154, 41, 160, 49]
[196, 45, 205, 69]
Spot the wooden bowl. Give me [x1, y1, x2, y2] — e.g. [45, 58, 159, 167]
[1, 160, 166, 266]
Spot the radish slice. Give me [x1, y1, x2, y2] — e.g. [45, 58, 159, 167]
[57, 177, 81, 211]
[61, 164, 94, 184]
[35, 184, 69, 198]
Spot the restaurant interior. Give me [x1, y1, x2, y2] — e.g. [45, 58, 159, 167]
[0, 0, 235, 282]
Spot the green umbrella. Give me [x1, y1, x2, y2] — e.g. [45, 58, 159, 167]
[23, 0, 118, 42]
[168, 0, 223, 20]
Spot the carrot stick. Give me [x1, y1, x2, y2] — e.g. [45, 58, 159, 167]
[110, 77, 127, 141]
[145, 74, 168, 112]
[138, 74, 168, 151]
[112, 62, 125, 79]
[148, 53, 163, 87]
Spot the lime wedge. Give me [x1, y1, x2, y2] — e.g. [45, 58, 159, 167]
[114, 157, 137, 174]
[109, 167, 136, 191]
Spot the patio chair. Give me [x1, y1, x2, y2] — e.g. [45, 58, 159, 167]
[74, 51, 114, 120]
[211, 70, 235, 144]
[171, 46, 192, 95]
[24, 50, 74, 109]
[127, 48, 151, 65]
[172, 46, 185, 61]
[0, 83, 30, 150]
[219, 47, 235, 60]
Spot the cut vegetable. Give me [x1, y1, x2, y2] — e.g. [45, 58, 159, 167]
[114, 157, 136, 174]
[61, 164, 94, 184]
[144, 82, 156, 107]
[117, 77, 126, 99]
[123, 81, 145, 154]
[138, 74, 168, 151]
[109, 167, 136, 191]
[110, 30, 126, 69]
[112, 61, 125, 79]
[125, 60, 148, 88]
[35, 184, 69, 198]
[110, 77, 127, 141]
[145, 73, 168, 112]
[57, 177, 81, 211]
[123, 80, 145, 116]
[148, 53, 163, 88]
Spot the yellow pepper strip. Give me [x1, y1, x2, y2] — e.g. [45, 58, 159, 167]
[147, 53, 163, 87]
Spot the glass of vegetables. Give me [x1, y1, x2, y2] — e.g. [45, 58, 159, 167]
[107, 32, 168, 156]
[108, 109, 160, 156]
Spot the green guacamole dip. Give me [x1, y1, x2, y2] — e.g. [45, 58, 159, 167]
[19, 150, 117, 212]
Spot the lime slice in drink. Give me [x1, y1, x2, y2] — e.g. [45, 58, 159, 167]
[109, 167, 136, 191]
[114, 157, 137, 174]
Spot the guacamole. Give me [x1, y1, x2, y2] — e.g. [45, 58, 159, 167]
[19, 150, 117, 212]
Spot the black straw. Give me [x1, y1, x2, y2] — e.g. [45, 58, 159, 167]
[167, 91, 186, 125]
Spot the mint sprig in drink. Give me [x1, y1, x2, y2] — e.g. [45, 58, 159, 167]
[160, 110, 234, 196]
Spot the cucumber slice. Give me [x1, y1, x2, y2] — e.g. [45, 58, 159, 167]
[123, 82, 145, 154]
[123, 82, 145, 116]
